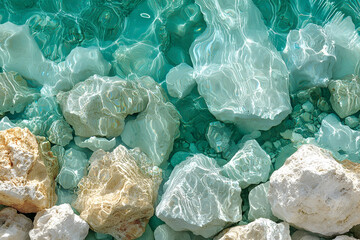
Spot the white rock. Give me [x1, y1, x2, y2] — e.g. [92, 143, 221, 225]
[328, 75, 360, 118]
[324, 16, 360, 79]
[29, 204, 89, 240]
[74, 136, 116, 152]
[282, 23, 336, 92]
[220, 140, 272, 188]
[316, 113, 360, 162]
[248, 182, 277, 221]
[0, 22, 110, 93]
[0, 207, 33, 240]
[268, 144, 360, 236]
[156, 154, 242, 238]
[214, 218, 291, 240]
[0, 116, 16, 131]
[190, 0, 291, 132]
[166, 63, 196, 99]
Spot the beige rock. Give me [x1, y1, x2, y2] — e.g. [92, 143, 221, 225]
[214, 218, 291, 240]
[0, 127, 58, 213]
[0, 207, 33, 240]
[73, 144, 162, 240]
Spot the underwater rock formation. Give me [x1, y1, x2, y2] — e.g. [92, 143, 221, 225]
[0, 127, 58, 213]
[0, 207, 33, 240]
[74, 145, 162, 240]
[268, 144, 360, 236]
[190, 0, 291, 132]
[156, 154, 242, 238]
[29, 204, 89, 240]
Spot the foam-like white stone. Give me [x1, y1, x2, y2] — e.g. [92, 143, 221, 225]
[29, 204, 89, 240]
[269, 144, 360, 236]
[0, 207, 33, 240]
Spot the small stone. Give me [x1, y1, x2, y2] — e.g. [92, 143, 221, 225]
[300, 112, 313, 123]
[273, 140, 282, 149]
[248, 182, 277, 222]
[166, 63, 196, 99]
[206, 121, 232, 153]
[305, 123, 316, 133]
[156, 154, 242, 238]
[333, 236, 358, 240]
[74, 136, 116, 152]
[29, 204, 89, 240]
[74, 145, 162, 240]
[345, 116, 359, 129]
[221, 140, 272, 189]
[0, 127, 58, 213]
[0, 207, 33, 240]
[0, 116, 16, 131]
[302, 101, 314, 112]
[214, 218, 291, 240]
[317, 97, 331, 112]
[136, 225, 154, 240]
[268, 144, 360, 236]
[328, 75, 360, 118]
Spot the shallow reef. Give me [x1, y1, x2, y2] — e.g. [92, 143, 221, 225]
[1, 0, 360, 239]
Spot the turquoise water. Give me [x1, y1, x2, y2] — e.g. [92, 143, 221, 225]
[1, 0, 360, 239]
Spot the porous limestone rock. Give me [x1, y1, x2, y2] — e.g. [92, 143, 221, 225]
[0, 22, 110, 93]
[154, 224, 191, 240]
[156, 154, 242, 238]
[166, 63, 196, 99]
[0, 207, 33, 240]
[328, 75, 360, 118]
[0, 127, 58, 213]
[56, 148, 88, 190]
[282, 23, 336, 92]
[206, 121, 232, 153]
[214, 218, 291, 240]
[57, 75, 150, 137]
[121, 77, 180, 166]
[0, 72, 39, 115]
[29, 204, 89, 240]
[248, 182, 277, 222]
[190, 0, 291, 132]
[220, 140, 272, 188]
[73, 144, 162, 240]
[316, 114, 360, 162]
[74, 136, 116, 152]
[268, 144, 360, 236]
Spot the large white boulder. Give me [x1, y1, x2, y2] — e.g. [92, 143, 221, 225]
[268, 144, 360, 236]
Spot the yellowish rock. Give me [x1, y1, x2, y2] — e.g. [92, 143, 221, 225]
[73, 144, 162, 240]
[0, 127, 58, 213]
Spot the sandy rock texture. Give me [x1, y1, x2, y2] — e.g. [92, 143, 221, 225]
[0, 127, 58, 213]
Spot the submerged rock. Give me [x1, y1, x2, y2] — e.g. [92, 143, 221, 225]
[0, 207, 33, 240]
[214, 218, 291, 240]
[206, 121, 232, 153]
[268, 144, 360, 236]
[282, 23, 336, 92]
[29, 204, 89, 240]
[74, 145, 162, 240]
[74, 136, 116, 152]
[190, 0, 291, 132]
[156, 154, 242, 238]
[0, 127, 58, 213]
[220, 140, 272, 188]
[166, 63, 196, 99]
[248, 182, 277, 222]
[328, 75, 360, 118]
[0, 72, 39, 115]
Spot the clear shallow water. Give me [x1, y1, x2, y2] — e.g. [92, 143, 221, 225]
[1, 0, 360, 239]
